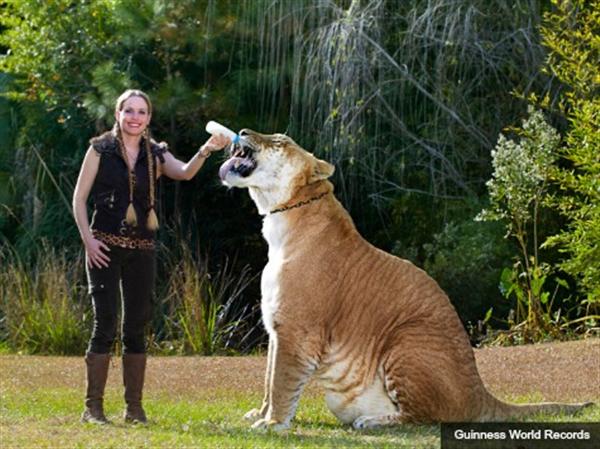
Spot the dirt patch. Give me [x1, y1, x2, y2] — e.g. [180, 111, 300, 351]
[1, 339, 598, 402]
[475, 338, 599, 402]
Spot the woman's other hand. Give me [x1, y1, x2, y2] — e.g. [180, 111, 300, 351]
[85, 238, 111, 269]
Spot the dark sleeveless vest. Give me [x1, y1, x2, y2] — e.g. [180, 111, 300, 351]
[89, 131, 167, 241]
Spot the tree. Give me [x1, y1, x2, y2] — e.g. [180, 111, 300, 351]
[540, 0, 600, 305]
[0, 0, 121, 249]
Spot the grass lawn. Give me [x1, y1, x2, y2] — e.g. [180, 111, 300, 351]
[1, 339, 599, 448]
[2, 386, 441, 448]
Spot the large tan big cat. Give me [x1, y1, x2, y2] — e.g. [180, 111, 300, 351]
[218, 129, 592, 431]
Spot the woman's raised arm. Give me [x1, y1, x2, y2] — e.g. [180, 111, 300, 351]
[159, 134, 230, 181]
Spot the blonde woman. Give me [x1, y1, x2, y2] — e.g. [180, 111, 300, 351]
[72, 89, 229, 424]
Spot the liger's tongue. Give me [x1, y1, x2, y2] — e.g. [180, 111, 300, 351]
[219, 157, 245, 180]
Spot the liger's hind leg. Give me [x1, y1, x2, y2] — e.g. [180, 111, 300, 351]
[352, 372, 411, 429]
[379, 340, 484, 424]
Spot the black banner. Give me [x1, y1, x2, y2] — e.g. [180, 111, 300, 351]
[441, 422, 600, 449]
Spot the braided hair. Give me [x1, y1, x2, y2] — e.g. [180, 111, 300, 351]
[144, 128, 159, 230]
[114, 89, 159, 231]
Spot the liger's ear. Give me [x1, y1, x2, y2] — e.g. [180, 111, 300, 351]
[309, 158, 335, 183]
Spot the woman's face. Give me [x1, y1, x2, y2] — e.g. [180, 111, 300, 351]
[116, 95, 151, 137]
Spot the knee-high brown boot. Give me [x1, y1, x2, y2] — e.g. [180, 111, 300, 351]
[123, 353, 148, 424]
[81, 352, 111, 424]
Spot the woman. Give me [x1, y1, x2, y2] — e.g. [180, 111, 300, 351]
[72, 89, 229, 425]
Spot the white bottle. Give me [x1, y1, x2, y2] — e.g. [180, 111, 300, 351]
[205, 121, 241, 144]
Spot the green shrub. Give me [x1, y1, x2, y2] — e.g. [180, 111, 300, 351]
[477, 108, 563, 342]
[154, 242, 259, 355]
[423, 218, 512, 329]
[540, 0, 600, 305]
[0, 243, 90, 354]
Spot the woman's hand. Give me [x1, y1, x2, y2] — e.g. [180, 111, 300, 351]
[199, 134, 231, 156]
[160, 134, 232, 181]
[85, 237, 111, 269]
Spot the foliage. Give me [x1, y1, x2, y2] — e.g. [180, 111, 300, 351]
[422, 217, 512, 330]
[157, 241, 260, 355]
[0, 0, 121, 252]
[0, 242, 90, 355]
[251, 0, 549, 209]
[0, 238, 258, 355]
[478, 108, 559, 227]
[2, 0, 597, 349]
[0, 0, 120, 143]
[0, 73, 16, 235]
[477, 108, 562, 342]
[474, 1, 600, 343]
[540, 0, 600, 304]
[243, 0, 583, 341]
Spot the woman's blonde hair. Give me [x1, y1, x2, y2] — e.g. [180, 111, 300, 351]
[113, 89, 159, 231]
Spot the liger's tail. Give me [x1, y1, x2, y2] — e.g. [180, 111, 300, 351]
[478, 393, 594, 421]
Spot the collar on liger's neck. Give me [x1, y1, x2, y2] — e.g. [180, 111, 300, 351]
[269, 191, 330, 215]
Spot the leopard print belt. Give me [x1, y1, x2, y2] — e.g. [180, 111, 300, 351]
[92, 230, 155, 250]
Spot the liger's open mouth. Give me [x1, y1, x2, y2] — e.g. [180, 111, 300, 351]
[218, 139, 258, 180]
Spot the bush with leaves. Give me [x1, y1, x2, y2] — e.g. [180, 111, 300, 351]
[158, 242, 260, 355]
[540, 0, 600, 306]
[0, 243, 91, 355]
[387, 193, 514, 331]
[423, 218, 512, 333]
[477, 107, 562, 342]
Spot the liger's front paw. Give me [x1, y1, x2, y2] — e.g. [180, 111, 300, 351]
[243, 408, 264, 423]
[250, 418, 289, 432]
